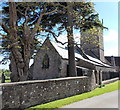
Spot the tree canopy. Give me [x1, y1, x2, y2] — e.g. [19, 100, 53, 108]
[0, 2, 105, 81]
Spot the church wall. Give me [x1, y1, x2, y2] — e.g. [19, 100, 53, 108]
[60, 59, 68, 77]
[32, 40, 64, 80]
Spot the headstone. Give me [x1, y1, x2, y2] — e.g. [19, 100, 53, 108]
[1, 73, 5, 83]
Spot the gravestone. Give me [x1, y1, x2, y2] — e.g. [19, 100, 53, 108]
[1, 73, 5, 83]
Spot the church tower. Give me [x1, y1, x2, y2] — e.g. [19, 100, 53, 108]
[80, 20, 105, 62]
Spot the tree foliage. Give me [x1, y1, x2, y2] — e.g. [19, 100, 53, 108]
[38, 2, 105, 76]
[0, 2, 106, 81]
[0, 2, 65, 81]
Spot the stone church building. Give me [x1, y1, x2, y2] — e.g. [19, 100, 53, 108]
[29, 26, 119, 82]
[30, 35, 118, 81]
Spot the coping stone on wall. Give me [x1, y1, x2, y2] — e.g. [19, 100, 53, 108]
[0, 76, 95, 109]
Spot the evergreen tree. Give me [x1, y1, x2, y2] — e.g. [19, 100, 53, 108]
[0, 2, 62, 81]
[39, 2, 105, 77]
[0, 2, 106, 81]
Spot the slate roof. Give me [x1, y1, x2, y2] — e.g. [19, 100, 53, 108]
[105, 56, 120, 66]
[50, 40, 111, 68]
[29, 38, 112, 68]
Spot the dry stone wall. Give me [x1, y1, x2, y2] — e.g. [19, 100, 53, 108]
[0, 75, 96, 110]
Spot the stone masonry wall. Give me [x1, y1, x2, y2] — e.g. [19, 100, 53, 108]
[0, 75, 96, 110]
[32, 38, 67, 80]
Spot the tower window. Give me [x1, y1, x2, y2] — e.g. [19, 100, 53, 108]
[42, 54, 49, 69]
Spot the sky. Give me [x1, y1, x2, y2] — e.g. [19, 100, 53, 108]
[94, 2, 118, 57]
[0, 1, 119, 69]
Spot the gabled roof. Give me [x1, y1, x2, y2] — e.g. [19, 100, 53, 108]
[29, 38, 112, 68]
[87, 55, 111, 67]
[49, 39, 111, 68]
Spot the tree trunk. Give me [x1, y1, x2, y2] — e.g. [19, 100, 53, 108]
[9, 2, 31, 81]
[67, 3, 77, 77]
[10, 49, 31, 81]
[9, 54, 20, 82]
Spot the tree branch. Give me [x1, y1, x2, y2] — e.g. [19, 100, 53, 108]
[0, 22, 10, 34]
[41, 28, 68, 45]
[32, 7, 65, 36]
[51, 2, 68, 9]
[0, 33, 7, 37]
[17, 9, 25, 17]
[43, 8, 65, 15]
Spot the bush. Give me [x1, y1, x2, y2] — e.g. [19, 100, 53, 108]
[0, 69, 11, 81]
[98, 84, 105, 88]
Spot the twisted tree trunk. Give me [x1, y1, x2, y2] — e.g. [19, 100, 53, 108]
[9, 2, 31, 81]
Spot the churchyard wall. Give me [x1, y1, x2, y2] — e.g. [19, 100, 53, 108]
[0, 72, 96, 110]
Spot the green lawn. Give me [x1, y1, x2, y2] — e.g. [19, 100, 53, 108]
[26, 80, 120, 110]
[5, 79, 11, 83]
[0, 79, 11, 83]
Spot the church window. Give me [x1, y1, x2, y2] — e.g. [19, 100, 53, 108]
[42, 54, 49, 69]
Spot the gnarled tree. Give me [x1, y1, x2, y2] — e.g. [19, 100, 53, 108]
[0, 2, 64, 81]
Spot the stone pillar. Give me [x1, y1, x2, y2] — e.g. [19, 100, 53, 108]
[95, 70, 99, 86]
[88, 70, 96, 91]
[99, 70, 102, 85]
[118, 71, 120, 80]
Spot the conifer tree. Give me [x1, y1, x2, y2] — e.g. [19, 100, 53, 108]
[39, 2, 105, 77]
[0, 2, 63, 81]
[0, 2, 105, 81]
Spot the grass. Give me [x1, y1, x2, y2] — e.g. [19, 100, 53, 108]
[26, 80, 120, 110]
[0, 79, 11, 83]
[5, 79, 11, 83]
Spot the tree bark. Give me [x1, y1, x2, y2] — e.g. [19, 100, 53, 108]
[9, 54, 19, 82]
[8, 2, 31, 81]
[66, 3, 77, 77]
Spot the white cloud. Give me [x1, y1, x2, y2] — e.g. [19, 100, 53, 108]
[104, 29, 118, 42]
[104, 47, 118, 56]
[57, 33, 80, 45]
[104, 29, 118, 56]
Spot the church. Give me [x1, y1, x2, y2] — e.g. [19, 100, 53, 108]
[30, 28, 119, 81]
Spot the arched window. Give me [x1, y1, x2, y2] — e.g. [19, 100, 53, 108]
[42, 54, 49, 69]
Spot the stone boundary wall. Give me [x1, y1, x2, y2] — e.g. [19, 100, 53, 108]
[0, 74, 96, 110]
[102, 77, 119, 85]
